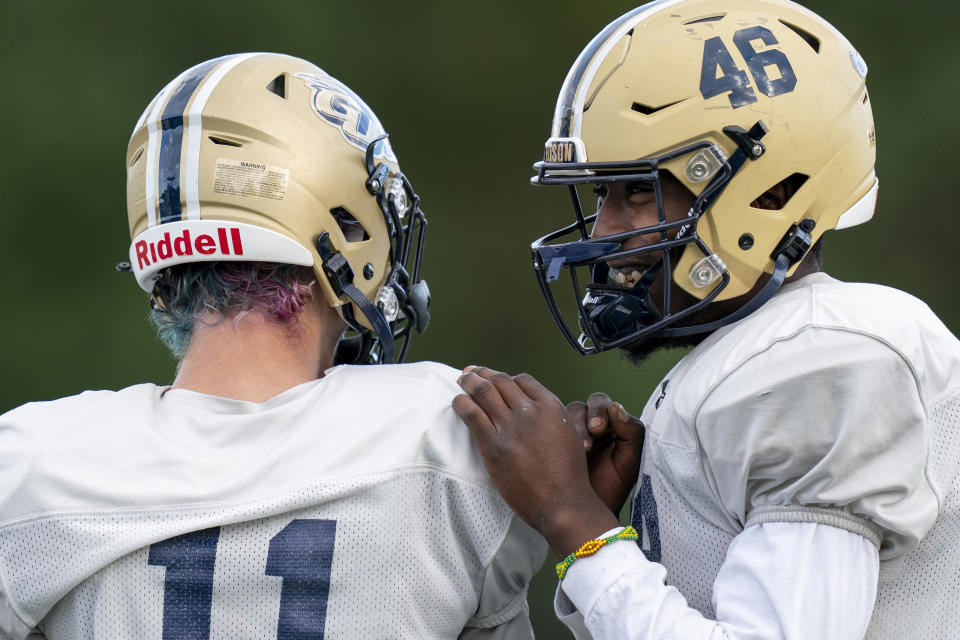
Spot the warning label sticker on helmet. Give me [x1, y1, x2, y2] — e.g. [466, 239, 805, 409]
[213, 159, 290, 201]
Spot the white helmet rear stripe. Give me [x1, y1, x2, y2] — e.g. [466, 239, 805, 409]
[184, 53, 266, 221]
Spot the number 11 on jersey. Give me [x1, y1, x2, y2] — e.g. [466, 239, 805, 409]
[148, 519, 337, 639]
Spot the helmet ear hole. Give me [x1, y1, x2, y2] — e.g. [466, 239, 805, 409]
[750, 173, 808, 211]
[330, 207, 370, 242]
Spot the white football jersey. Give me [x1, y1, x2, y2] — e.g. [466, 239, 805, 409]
[631, 273, 960, 638]
[0, 361, 546, 640]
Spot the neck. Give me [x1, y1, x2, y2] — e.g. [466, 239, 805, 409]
[172, 304, 342, 403]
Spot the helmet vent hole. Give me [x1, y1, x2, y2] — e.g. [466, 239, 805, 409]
[331, 207, 370, 242]
[750, 173, 809, 211]
[209, 136, 243, 147]
[631, 100, 681, 115]
[129, 148, 144, 167]
[266, 74, 286, 98]
[862, 90, 869, 104]
[779, 20, 820, 53]
[683, 14, 725, 25]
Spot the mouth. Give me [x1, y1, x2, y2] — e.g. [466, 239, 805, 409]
[608, 263, 651, 288]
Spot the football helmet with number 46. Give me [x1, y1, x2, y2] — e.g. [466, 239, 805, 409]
[531, 0, 877, 354]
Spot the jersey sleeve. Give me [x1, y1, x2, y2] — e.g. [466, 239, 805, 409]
[396, 362, 548, 638]
[460, 516, 546, 639]
[695, 326, 939, 558]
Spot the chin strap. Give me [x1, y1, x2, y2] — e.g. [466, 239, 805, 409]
[340, 280, 395, 364]
[662, 218, 814, 337]
[316, 232, 395, 364]
[657, 122, 812, 338]
[660, 252, 790, 337]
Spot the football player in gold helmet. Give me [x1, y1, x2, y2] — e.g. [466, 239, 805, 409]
[455, 1, 960, 638]
[124, 53, 430, 366]
[0, 53, 546, 639]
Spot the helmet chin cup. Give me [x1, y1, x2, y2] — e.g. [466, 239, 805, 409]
[582, 290, 661, 343]
[580, 258, 663, 344]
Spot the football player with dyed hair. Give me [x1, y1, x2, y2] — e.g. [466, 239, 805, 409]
[454, 1, 960, 638]
[0, 53, 544, 639]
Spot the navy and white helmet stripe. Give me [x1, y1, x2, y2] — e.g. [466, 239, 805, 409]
[137, 53, 265, 227]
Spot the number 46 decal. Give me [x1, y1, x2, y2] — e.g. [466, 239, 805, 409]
[699, 26, 798, 108]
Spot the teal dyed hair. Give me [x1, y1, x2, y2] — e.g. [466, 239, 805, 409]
[149, 262, 317, 358]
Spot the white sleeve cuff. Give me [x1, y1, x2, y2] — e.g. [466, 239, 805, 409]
[558, 535, 664, 623]
[552, 522, 879, 640]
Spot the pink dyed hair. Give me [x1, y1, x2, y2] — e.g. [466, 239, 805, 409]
[149, 262, 318, 357]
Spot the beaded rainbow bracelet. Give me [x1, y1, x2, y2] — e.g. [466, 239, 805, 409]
[555, 526, 639, 580]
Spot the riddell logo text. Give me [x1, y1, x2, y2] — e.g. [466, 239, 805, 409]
[135, 227, 244, 269]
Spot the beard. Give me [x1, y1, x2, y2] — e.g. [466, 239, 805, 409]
[616, 285, 710, 366]
[620, 331, 707, 367]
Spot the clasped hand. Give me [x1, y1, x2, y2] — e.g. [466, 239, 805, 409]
[453, 366, 644, 558]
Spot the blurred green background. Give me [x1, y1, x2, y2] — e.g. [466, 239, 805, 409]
[1, 0, 956, 636]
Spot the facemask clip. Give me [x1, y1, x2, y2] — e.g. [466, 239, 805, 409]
[688, 254, 726, 288]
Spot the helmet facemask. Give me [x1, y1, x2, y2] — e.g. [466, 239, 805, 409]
[531, 124, 821, 355]
[327, 135, 430, 365]
[531, 139, 737, 355]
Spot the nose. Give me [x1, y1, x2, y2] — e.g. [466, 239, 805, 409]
[591, 195, 628, 239]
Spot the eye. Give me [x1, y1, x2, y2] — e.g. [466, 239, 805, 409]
[592, 185, 608, 202]
[627, 181, 654, 195]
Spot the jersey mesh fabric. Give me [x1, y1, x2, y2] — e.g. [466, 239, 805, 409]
[631, 439, 733, 617]
[0, 362, 545, 639]
[17, 472, 508, 639]
[865, 389, 960, 639]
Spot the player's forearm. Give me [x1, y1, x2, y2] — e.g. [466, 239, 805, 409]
[538, 503, 621, 560]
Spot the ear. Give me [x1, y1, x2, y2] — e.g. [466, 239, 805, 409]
[750, 181, 793, 210]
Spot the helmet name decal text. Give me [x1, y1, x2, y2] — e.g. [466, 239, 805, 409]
[700, 26, 797, 108]
[212, 159, 290, 201]
[294, 72, 397, 161]
[134, 227, 244, 270]
[545, 141, 576, 163]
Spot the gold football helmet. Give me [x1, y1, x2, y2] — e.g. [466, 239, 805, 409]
[531, 0, 877, 353]
[124, 53, 429, 363]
